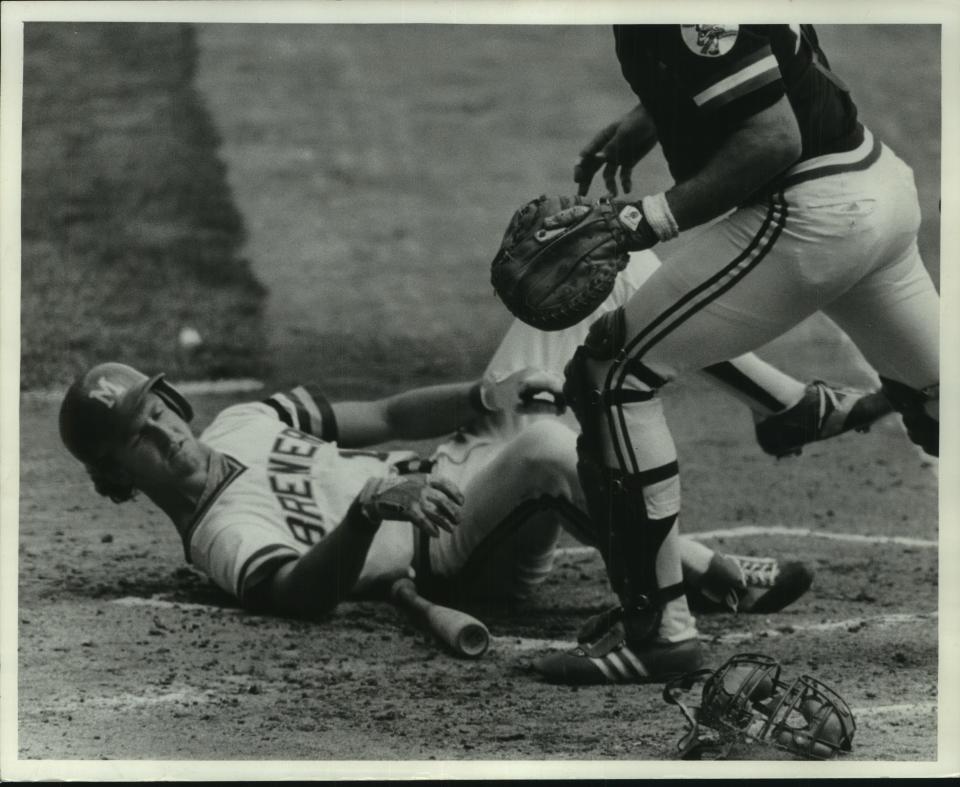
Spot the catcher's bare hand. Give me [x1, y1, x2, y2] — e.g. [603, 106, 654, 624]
[481, 368, 566, 416]
[574, 104, 658, 197]
[358, 474, 464, 537]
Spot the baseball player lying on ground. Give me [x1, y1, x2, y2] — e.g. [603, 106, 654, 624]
[59, 264, 886, 628]
[57, 361, 790, 619]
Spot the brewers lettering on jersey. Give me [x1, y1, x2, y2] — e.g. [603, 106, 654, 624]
[191, 393, 419, 602]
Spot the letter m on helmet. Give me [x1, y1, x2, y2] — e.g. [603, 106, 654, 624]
[88, 376, 129, 408]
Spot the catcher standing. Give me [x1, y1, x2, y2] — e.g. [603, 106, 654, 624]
[491, 24, 939, 684]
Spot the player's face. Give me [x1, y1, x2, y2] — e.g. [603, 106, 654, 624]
[111, 393, 205, 489]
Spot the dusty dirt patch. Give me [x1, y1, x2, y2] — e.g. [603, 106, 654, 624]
[15, 23, 941, 768]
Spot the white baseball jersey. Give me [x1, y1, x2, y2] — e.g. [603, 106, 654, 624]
[178, 385, 416, 604]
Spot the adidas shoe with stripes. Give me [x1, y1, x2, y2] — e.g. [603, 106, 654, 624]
[535, 617, 703, 685]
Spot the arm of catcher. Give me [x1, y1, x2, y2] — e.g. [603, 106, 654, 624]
[664, 95, 801, 230]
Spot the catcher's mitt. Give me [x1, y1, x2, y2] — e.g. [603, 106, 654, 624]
[489, 194, 657, 331]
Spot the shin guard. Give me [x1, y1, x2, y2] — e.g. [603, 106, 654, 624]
[564, 310, 685, 640]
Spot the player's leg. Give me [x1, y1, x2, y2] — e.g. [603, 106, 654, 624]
[823, 241, 939, 456]
[703, 353, 894, 458]
[535, 308, 703, 685]
[426, 420, 582, 600]
[812, 143, 940, 457]
[535, 196, 849, 685]
[702, 355, 806, 414]
[429, 411, 812, 618]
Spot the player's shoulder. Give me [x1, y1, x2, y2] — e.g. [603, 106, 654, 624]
[200, 400, 279, 443]
[663, 24, 779, 64]
[201, 383, 338, 444]
[261, 383, 338, 441]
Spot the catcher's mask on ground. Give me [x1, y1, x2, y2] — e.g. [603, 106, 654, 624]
[663, 652, 856, 760]
[59, 362, 194, 468]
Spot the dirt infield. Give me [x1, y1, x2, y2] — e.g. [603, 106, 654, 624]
[14, 21, 943, 770]
[18, 382, 937, 762]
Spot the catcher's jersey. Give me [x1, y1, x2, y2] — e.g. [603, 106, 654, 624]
[613, 24, 861, 182]
[178, 386, 415, 603]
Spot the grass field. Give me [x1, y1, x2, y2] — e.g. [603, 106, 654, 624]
[13, 21, 943, 773]
[196, 24, 939, 391]
[19, 23, 268, 389]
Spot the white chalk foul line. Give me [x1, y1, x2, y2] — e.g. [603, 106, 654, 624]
[691, 525, 937, 549]
[555, 526, 936, 561]
[116, 597, 936, 649]
[113, 595, 243, 613]
[708, 611, 937, 645]
[491, 612, 937, 653]
[108, 598, 937, 722]
[85, 689, 216, 708]
[853, 701, 937, 719]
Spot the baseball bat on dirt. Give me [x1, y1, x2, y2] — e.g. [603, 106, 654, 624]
[390, 577, 490, 659]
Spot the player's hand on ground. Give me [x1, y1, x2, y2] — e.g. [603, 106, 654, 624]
[574, 104, 657, 197]
[481, 368, 566, 415]
[358, 473, 464, 536]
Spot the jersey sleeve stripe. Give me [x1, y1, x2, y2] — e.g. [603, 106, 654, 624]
[263, 396, 295, 427]
[696, 68, 782, 113]
[266, 391, 315, 432]
[302, 383, 339, 442]
[263, 385, 338, 441]
[693, 53, 780, 108]
[290, 385, 323, 430]
[236, 543, 299, 601]
[280, 392, 313, 433]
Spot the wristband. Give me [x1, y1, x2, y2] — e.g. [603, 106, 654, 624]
[641, 192, 680, 242]
[469, 381, 495, 414]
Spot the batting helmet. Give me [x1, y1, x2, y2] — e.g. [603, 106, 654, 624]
[59, 362, 194, 467]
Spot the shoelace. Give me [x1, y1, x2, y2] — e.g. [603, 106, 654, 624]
[817, 382, 836, 427]
[816, 381, 861, 432]
[731, 556, 781, 588]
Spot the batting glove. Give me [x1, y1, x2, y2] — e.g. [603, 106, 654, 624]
[358, 473, 464, 537]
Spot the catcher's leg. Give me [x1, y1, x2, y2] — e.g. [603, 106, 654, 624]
[535, 308, 701, 685]
[705, 355, 895, 459]
[823, 239, 939, 457]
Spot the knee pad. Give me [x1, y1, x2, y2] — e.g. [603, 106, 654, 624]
[563, 308, 626, 434]
[563, 327, 663, 460]
[584, 307, 627, 360]
[880, 377, 939, 457]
